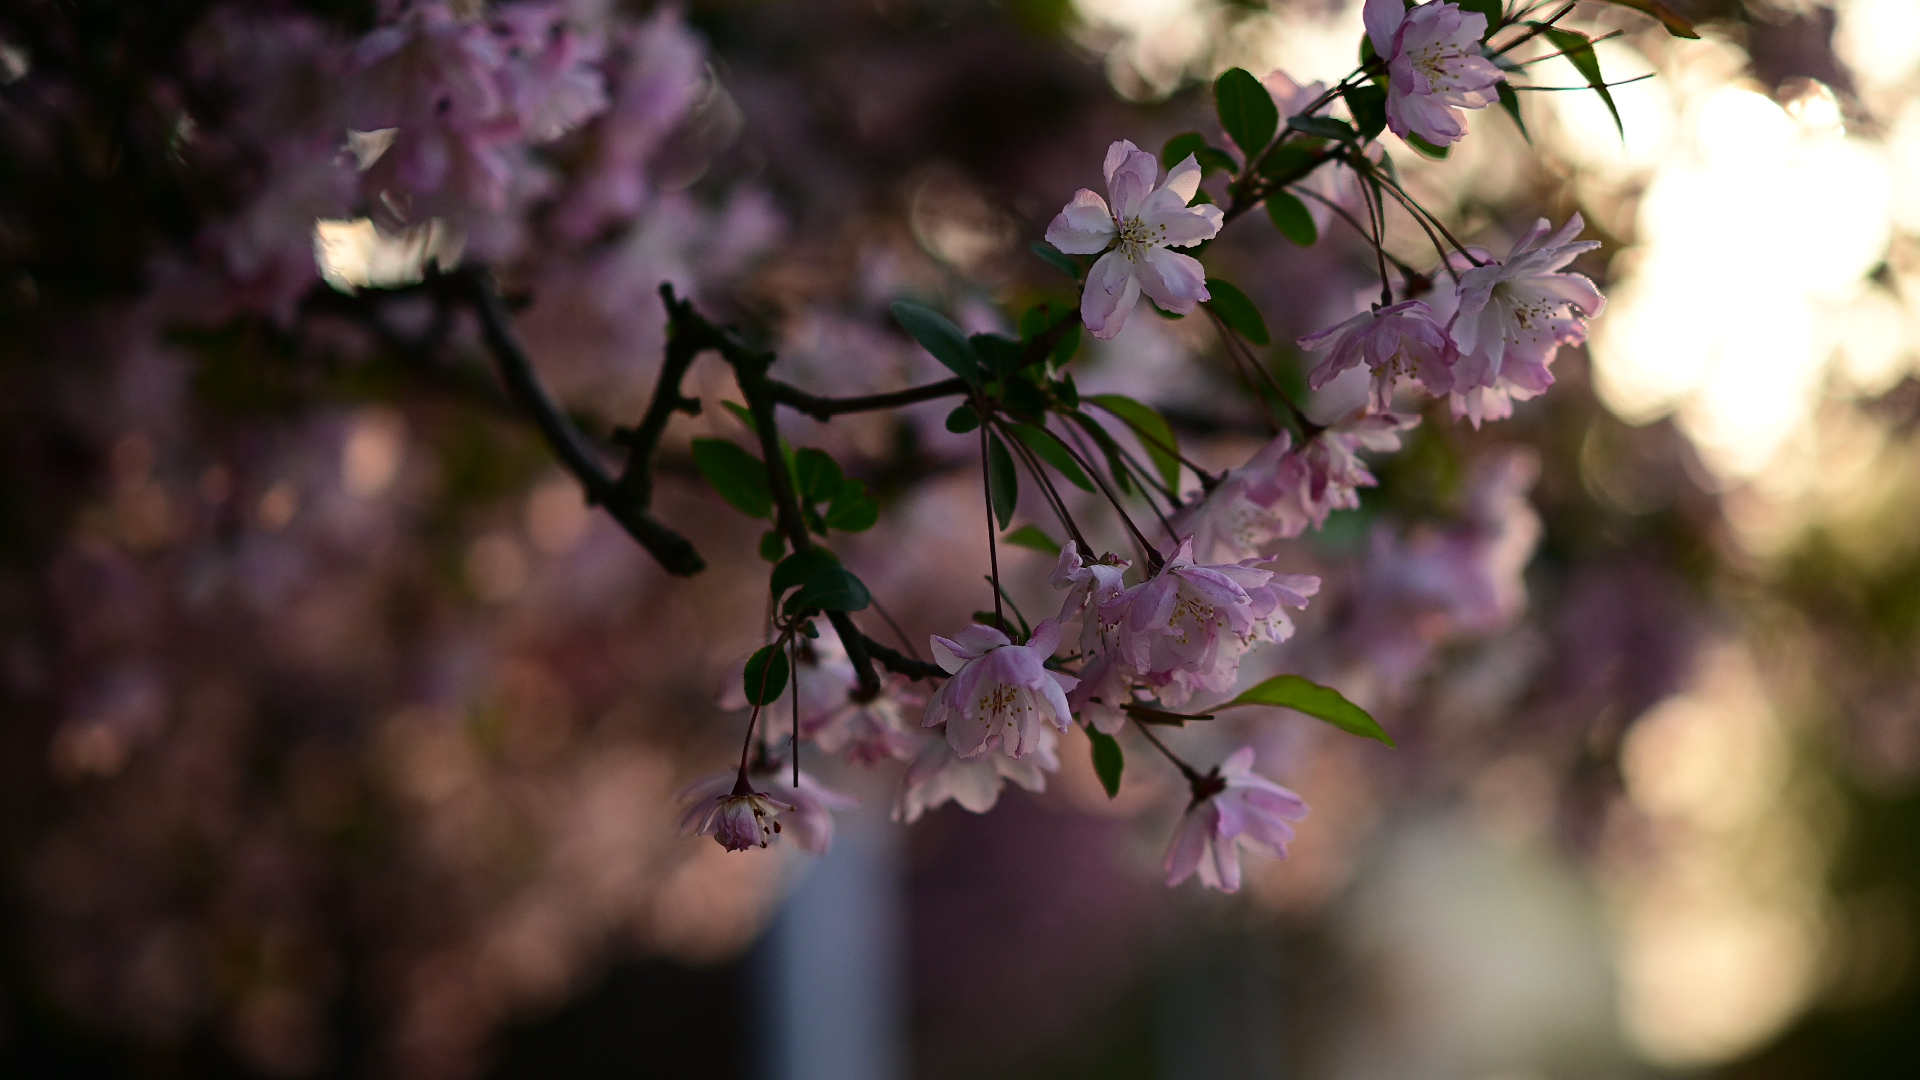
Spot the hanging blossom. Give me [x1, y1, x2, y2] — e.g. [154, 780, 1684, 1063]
[1065, 651, 1137, 735]
[1103, 539, 1318, 706]
[1298, 300, 1457, 410]
[922, 620, 1079, 759]
[1045, 140, 1224, 339]
[1050, 546, 1132, 656]
[1268, 413, 1421, 532]
[676, 767, 858, 854]
[1431, 215, 1606, 427]
[1165, 747, 1310, 893]
[1365, 0, 1504, 147]
[892, 727, 1060, 823]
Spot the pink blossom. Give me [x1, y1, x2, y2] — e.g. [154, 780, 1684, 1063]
[1165, 747, 1310, 892]
[1169, 433, 1307, 564]
[1102, 539, 1317, 704]
[675, 767, 858, 854]
[717, 625, 922, 766]
[490, 4, 610, 142]
[1298, 300, 1456, 409]
[1433, 215, 1605, 427]
[1261, 412, 1420, 533]
[675, 772, 793, 851]
[1365, 0, 1504, 147]
[1066, 650, 1135, 735]
[1050, 546, 1131, 655]
[922, 620, 1079, 759]
[1045, 140, 1224, 339]
[892, 727, 1059, 823]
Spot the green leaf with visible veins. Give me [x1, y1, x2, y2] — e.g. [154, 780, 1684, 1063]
[1222, 675, 1394, 747]
[1214, 67, 1278, 159]
[1087, 394, 1183, 494]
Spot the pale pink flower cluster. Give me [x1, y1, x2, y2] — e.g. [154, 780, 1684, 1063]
[1297, 215, 1604, 427]
[1045, 141, 1224, 339]
[1365, 0, 1504, 147]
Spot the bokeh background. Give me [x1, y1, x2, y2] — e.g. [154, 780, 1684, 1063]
[4, 0, 1920, 1077]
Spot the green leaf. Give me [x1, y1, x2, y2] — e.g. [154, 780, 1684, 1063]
[1214, 67, 1278, 159]
[770, 547, 841, 598]
[1030, 242, 1080, 279]
[721, 400, 759, 434]
[891, 300, 980, 384]
[987, 433, 1018, 530]
[1222, 675, 1394, 747]
[1455, 0, 1503, 39]
[793, 447, 844, 504]
[1007, 422, 1095, 492]
[1495, 81, 1530, 143]
[690, 439, 773, 520]
[1404, 132, 1451, 159]
[1064, 410, 1134, 496]
[1543, 27, 1623, 139]
[1257, 140, 1326, 183]
[1594, 0, 1698, 38]
[824, 479, 879, 532]
[971, 332, 1024, 381]
[1087, 728, 1123, 798]
[1086, 394, 1181, 493]
[1002, 525, 1061, 556]
[1050, 321, 1082, 367]
[1344, 84, 1388, 140]
[1052, 371, 1079, 409]
[1287, 114, 1355, 142]
[1162, 131, 1209, 169]
[1265, 190, 1318, 247]
[783, 564, 872, 616]
[758, 530, 786, 562]
[743, 644, 791, 707]
[1204, 278, 1271, 346]
[946, 403, 980, 433]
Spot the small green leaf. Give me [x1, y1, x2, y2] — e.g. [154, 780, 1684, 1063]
[721, 400, 758, 433]
[1052, 371, 1079, 409]
[970, 333, 1024, 381]
[743, 645, 791, 707]
[758, 531, 786, 562]
[1050, 321, 1082, 367]
[1002, 525, 1061, 556]
[1594, 0, 1698, 38]
[1455, 0, 1503, 39]
[1404, 132, 1451, 159]
[1257, 141, 1326, 182]
[771, 547, 840, 597]
[1214, 67, 1279, 159]
[783, 564, 872, 615]
[1008, 422, 1095, 492]
[1344, 84, 1388, 140]
[1287, 114, 1355, 142]
[1495, 81, 1530, 143]
[1265, 190, 1318, 247]
[987, 433, 1018, 529]
[824, 479, 879, 532]
[793, 448, 844, 504]
[1204, 278, 1271, 346]
[1222, 674, 1394, 747]
[891, 300, 980, 384]
[1087, 728, 1123, 798]
[691, 439, 773, 520]
[1543, 27, 1623, 140]
[1086, 394, 1182, 493]
[946, 403, 980, 433]
[1030, 242, 1080, 279]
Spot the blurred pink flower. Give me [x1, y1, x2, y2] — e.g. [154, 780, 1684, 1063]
[892, 727, 1060, 823]
[676, 773, 794, 851]
[1044, 140, 1223, 339]
[1066, 651, 1135, 735]
[1164, 747, 1309, 892]
[1299, 299, 1456, 409]
[1050, 546, 1131, 655]
[491, 4, 610, 142]
[923, 620, 1079, 760]
[1364, 0, 1503, 147]
[1438, 215, 1605, 427]
[1263, 412, 1419, 532]
[1170, 432, 1307, 564]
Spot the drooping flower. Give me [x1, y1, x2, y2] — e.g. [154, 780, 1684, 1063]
[1432, 215, 1606, 427]
[1066, 650, 1136, 735]
[1165, 747, 1310, 893]
[1259, 412, 1421, 533]
[1169, 432, 1307, 564]
[674, 767, 858, 854]
[1365, 0, 1504, 147]
[922, 620, 1079, 759]
[1102, 539, 1318, 704]
[675, 772, 794, 851]
[1044, 140, 1224, 339]
[1298, 300, 1457, 409]
[892, 726, 1060, 823]
[1050, 546, 1131, 655]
